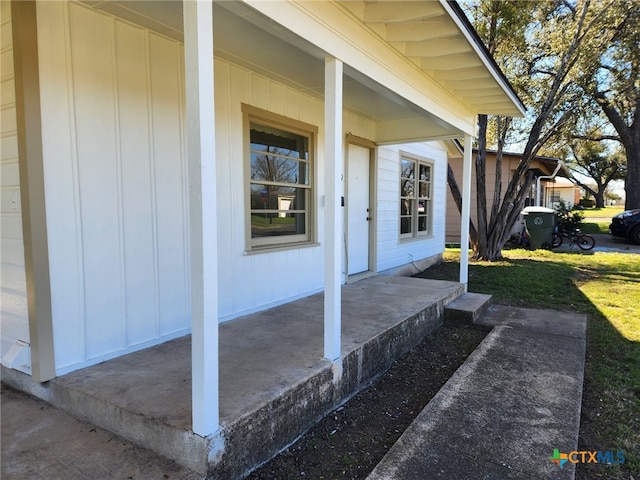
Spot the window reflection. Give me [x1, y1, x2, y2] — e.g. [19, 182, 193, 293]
[400, 157, 432, 237]
[249, 122, 311, 243]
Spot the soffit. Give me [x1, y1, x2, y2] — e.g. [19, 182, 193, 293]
[83, 1, 524, 142]
[338, 1, 525, 118]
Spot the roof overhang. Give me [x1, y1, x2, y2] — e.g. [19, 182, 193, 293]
[83, 0, 525, 143]
[338, 0, 526, 119]
[533, 157, 573, 179]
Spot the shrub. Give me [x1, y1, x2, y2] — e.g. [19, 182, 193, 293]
[555, 199, 584, 230]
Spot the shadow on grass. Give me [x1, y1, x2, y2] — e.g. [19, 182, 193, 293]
[415, 252, 640, 479]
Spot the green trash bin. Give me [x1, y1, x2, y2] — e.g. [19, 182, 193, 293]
[521, 206, 556, 249]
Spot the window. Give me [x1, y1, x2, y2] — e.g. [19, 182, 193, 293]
[244, 106, 316, 250]
[400, 156, 432, 238]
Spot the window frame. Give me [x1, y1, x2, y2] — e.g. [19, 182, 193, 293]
[399, 153, 433, 240]
[242, 104, 318, 252]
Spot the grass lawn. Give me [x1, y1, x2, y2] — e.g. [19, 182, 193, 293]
[580, 206, 625, 219]
[580, 222, 610, 234]
[575, 207, 623, 234]
[420, 248, 640, 479]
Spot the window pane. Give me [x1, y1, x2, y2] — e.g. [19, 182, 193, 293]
[250, 123, 309, 160]
[400, 198, 413, 235]
[401, 159, 414, 179]
[247, 116, 313, 248]
[400, 199, 414, 216]
[400, 216, 412, 234]
[418, 214, 427, 232]
[419, 181, 430, 198]
[401, 179, 414, 197]
[419, 164, 430, 181]
[250, 184, 306, 210]
[250, 152, 309, 185]
[251, 213, 305, 238]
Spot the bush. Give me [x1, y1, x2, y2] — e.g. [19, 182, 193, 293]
[579, 198, 595, 208]
[555, 199, 584, 230]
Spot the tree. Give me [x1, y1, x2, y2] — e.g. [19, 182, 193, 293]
[450, 0, 616, 261]
[250, 147, 299, 185]
[576, 1, 640, 209]
[566, 141, 626, 207]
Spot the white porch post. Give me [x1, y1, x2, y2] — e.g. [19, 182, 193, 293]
[184, 0, 219, 436]
[459, 134, 473, 289]
[11, 1, 56, 382]
[324, 56, 343, 361]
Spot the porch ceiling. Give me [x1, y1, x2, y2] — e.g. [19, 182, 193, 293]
[84, 0, 524, 143]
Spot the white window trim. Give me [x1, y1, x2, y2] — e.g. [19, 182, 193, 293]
[399, 153, 434, 241]
[242, 104, 318, 253]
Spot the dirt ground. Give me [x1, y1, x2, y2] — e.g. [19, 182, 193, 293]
[247, 321, 489, 480]
[247, 319, 622, 480]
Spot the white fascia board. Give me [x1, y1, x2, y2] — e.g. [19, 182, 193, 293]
[439, 0, 526, 118]
[243, 0, 477, 136]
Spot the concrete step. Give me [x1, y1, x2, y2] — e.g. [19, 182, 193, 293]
[367, 305, 586, 480]
[444, 292, 492, 323]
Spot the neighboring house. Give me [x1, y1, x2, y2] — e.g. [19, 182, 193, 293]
[543, 176, 579, 210]
[1, 0, 524, 474]
[446, 149, 571, 242]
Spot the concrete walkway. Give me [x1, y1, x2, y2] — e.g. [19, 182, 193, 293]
[1, 384, 203, 480]
[368, 304, 586, 480]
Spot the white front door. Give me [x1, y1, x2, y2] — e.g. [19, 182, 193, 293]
[347, 144, 371, 275]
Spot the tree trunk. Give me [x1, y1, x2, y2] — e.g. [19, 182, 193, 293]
[625, 131, 640, 209]
[594, 93, 640, 210]
[447, 163, 478, 243]
[594, 191, 605, 208]
[474, 115, 489, 257]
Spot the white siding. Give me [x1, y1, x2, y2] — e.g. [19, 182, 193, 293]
[375, 142, 447, 273]
[0, 2, 30, 366]
[36, 3, 189, 373]
[216, 61, 324, 320]
[213, 59, 385, 321]
[25, 2, 448, 373]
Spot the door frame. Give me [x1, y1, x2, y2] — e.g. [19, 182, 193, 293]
[345, 135, 377, 282]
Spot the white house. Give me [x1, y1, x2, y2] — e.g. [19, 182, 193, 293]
[542, 176, 579, 210]
[1, 0, 524, 474]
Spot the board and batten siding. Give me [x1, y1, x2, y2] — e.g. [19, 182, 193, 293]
[36, 2, 189, 374]
[1, 2, 30, 371]
[11, 1, 448, 375]
[214, 57, 377, 321]
[376, 142, 447, 273]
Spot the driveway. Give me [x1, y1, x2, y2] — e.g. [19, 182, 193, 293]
[590, 233, 640, 253]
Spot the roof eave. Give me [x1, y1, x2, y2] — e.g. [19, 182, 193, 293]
[441, 0, 527, 118]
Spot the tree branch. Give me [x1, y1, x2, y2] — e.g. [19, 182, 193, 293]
[572, 133, 622, 142]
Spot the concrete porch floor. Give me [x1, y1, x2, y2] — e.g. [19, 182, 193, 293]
[2, 276, 465, 479]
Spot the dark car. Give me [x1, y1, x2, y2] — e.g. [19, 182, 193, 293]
[609, 209, 640, 244]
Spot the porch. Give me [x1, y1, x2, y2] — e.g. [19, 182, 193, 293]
[2, 275, 464, 478]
